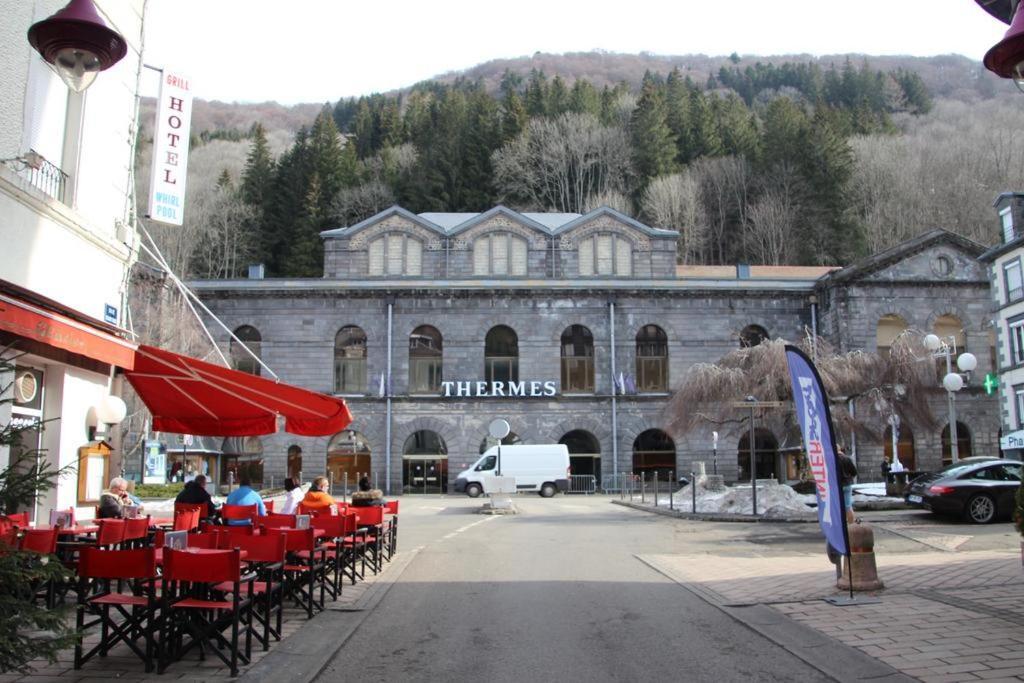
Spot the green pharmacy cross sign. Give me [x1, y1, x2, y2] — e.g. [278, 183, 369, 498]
[984, 373, 999, 395]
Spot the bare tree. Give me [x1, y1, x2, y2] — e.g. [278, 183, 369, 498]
[492, 112, 634, 213]
[331, 180, 396, 226]
[583, 189, 633, 215]
[641, 171, 708, 264]
[746, 189, 796, 265]
[188, 187, 258, 279]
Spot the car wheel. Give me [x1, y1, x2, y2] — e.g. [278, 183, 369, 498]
[539, 483, 556, 498]
[965, 493, 996, 524]
[466, 483, 483, 498]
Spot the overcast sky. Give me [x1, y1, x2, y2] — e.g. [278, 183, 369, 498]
[142, 0, 1009, 104]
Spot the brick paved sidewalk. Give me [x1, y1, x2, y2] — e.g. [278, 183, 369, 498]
[642, 550, 1024, 683]
[0, 558, 394, 682]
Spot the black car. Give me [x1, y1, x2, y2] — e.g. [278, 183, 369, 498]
[904, 457, 1022, 523]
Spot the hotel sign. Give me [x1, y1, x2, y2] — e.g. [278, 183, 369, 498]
[148, 71, 193, 226]
[441, 380, 557, 398]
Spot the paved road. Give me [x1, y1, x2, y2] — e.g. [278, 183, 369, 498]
[316, 496, 831, 683]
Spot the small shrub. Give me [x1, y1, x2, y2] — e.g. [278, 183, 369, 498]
[133, 482, 184, 499]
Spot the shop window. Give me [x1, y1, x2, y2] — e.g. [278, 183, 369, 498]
[578, 234, 632, 276]
[560, 325, 594, 393]
[485, 325, 519, 383]
[335, 325, 367, 394]
[876, 315, 908, 359]
[327, 430, 371, 492]
[635, 324, 668, 392]
[473, 233, 528, 276]
[368, 233, 422, 276]
[739, 324, 769, 349]
[940, 422, 973, 466]
[287, 445, 302, 480]
[230, 325, 262, 376]
[409, 325, 443, 393]
[632, 430, 675, 480]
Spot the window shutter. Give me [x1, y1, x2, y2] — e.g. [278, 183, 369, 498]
[579, 238, 594, 276]
[387, 234, 404, 275]
[473, 237, 489, 275]
[406, 238, 422, 275]
[596, 235, 613, 275]
[615, 237, 632, 276]
[368, 238, 384, 275]
[510, 236, 528, 275]
[492, 234, 508, 275]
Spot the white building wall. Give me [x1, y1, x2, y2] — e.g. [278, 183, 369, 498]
[990, 248, 1024, 437]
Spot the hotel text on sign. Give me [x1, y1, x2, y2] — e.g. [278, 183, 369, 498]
[148, 72, 193, 226]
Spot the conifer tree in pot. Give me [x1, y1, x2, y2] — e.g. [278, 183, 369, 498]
[0, 352, 77, 673]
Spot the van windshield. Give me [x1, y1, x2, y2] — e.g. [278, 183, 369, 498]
[474, 455, 497, 472]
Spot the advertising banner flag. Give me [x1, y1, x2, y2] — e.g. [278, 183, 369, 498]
[785, 345, 849, 556]
[148, 71, 193, 225]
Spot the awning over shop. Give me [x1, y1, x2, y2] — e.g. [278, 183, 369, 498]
[0, 291, 136, 369]
[125, 344, 352, 437]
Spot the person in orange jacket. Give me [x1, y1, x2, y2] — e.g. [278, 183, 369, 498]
[301, 476, 336, 512]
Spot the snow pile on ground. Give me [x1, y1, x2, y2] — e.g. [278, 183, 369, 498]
[656, 476, 816, 518]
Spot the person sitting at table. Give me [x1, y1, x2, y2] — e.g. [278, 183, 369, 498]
[281, 477, 304, 515]
[224, 475, 266, 524]
[300, 476, 336, 512]
[98, 477, 131, 518]
[175, 475, 217, 519]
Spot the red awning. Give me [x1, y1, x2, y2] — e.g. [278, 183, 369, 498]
[0, 292, 136, 369]
[125, 344, 352, 437]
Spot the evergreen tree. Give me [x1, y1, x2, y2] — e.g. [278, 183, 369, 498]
[665, 68, 692, 164]
[525, 69, 549, 117]
[715, 93, 760, 161]
[631, 74, 676, 186]
[216, 168, 232, 190]
[240, 123, 274, 207]
[548, 75, 569, 116]
[568, 78, 600, 116]
[688, 90, 723, 160]
[501, 88, 528, 142]
[352, 99, 376, 158]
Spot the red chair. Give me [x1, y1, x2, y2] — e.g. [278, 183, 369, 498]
[159, 548, 252, 676]
[19, 527, 59, 554]
[263, 500, 275, 513]
[351, 506, 386, 575]
[262, 513, 298, 528]
[123, 516, 151, 547]
[74, 547, 159, 672]
[173, 502, 205, 516]
[3, 512, 29, 527]
[172, 508, 200, 532]
[96, 518, 127, 547]
[221, 504, 259, 525]
[269, 527, 326, 619]
[309, 513, 358, 599]
[334, 513, 368, 584]
[200, 521, 254, 536]
[217, 532, 286, 651]
[185, 532, 222, 549]
[384, 500, 399, 555]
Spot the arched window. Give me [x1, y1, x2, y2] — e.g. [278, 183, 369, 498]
[473, 233, 528, 276]
[222, 436, 263, 488]
[632, 430, 675, 480]
[409, 325, 443, 394]
[738, 429, 778, 481]
[739, 325, 769, 349]
[635, 325, 668, 392]
[479, 431, 521, 454]
[485, 325, 519, 383]
[941, 421, 972, 466]
[335, 326, 367, 394]
[327, 430, 371, 490]
[883, 424, 916, 472]
[578, 234, 632, 276]
[561, 325, 594, 393]
[368, 234, 422, 276]
[876, 315, 908, 359]
[560, 429, 601, 479]
[403, 430, 448, 494]
[286, 445, 302, 480]
[230, 325, 262, 376]
[933, 315, 966, 379]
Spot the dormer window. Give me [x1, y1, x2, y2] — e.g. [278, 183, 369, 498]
[473, 233, 528, 276]
[368, 234, 422, 276]
[578, 234, 632, 276]
[1002, 207, 1015, 244]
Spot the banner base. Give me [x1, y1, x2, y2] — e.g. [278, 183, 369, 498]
[823, 595, 882, 606]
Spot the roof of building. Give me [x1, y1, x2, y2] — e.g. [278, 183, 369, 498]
[676, 265, 839, 280]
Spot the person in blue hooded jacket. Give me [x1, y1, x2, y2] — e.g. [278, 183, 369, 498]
[224, 475, 266, 524]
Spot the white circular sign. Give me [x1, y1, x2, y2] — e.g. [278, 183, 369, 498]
[488, 418, 511, 440]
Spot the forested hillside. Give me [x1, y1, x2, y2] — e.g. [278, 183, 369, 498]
[139, 52, 1024, 280]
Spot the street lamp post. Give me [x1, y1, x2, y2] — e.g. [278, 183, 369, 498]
[923, 334, 977, 464]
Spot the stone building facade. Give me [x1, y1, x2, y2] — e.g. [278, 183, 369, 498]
[190, 206, 1000, 494]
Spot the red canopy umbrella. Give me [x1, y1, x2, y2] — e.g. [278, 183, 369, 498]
[125, 344, 352, 437]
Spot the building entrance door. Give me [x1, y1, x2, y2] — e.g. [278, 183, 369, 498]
[402, 456, 448, 494]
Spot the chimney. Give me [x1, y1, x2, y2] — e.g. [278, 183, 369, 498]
[247, 264, 265, 279]
[736, 264, 751, 279]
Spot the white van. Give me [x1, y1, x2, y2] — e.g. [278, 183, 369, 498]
[453, 444, 571, 498]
